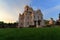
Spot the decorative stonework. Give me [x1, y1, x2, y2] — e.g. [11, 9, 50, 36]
[18, 5, 45, 28]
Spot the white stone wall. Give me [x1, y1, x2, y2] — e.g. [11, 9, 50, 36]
[18, 5, 45, 28]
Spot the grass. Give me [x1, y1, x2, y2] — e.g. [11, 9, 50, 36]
[0, 26, 60, 40]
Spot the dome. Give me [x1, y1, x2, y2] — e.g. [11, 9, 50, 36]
[24, 5, 29, 11]
[29, 7, 33, 11]
[24, 5, 29, 9]
[36, 9, 41, 12]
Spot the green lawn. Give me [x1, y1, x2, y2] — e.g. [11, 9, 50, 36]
[0, 27, 60, 40]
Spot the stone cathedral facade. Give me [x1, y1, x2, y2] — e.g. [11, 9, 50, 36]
[18, 5, 45, 28]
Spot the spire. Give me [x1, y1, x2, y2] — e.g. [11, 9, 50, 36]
[59, 13, 60, 19]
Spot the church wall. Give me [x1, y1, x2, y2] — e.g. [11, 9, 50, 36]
[18, 5, 45, 28]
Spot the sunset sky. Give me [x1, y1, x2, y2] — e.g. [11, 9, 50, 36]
[0, 0, 60, 23]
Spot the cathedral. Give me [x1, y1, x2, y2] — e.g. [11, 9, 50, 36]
[18, 5, 45, 28]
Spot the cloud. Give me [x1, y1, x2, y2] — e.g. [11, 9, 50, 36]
[43, 5, 60, 14]
[11, 0, 32, 13]
[0, 5, 15, 23]
[0, 0, 31, 23]
[42, 5, 60, 20]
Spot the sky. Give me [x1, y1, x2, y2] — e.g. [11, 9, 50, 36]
[0, 0, 60, 23]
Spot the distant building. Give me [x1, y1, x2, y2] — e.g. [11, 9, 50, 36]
[49, 18, 55, 25]
[18, 5, 45, 28]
